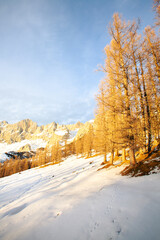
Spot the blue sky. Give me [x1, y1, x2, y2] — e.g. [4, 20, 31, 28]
[0, 0, 154, 125]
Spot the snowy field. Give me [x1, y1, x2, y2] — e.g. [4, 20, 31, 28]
[0, 155, 160, 240]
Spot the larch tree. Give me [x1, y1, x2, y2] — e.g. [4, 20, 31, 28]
[153, 0, 160, 27]
[83, 124, 94, 157]
[95, 80, 110, 163]
[105, 13, 138, 165]
[96, 6, 159, 166]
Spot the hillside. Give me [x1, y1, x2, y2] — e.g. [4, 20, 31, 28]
[0, 155, 160, 240]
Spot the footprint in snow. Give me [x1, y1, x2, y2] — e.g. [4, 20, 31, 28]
[116, 226, 122, 235]
[54, 211, 62, 218]
[105, 205, 112, 215]
[90, 222, 100, 232]
[94, 222, 99, 229]
[111, 219, 122, 236]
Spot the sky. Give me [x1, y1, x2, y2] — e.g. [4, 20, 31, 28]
[0, 0, 155, 126]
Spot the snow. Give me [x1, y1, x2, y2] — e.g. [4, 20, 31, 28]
[36, 132, 44, 136]
[36, 132, 52, 138]
[55, 128, 79, 143]
[88, 119, 94, 124]
[67, 129, 79, 143]
[0, 139, 47, 162]
[0, 155, 160, 240]
[55, 129, 68, 136]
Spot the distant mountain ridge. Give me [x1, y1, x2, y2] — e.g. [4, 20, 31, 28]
[0, 119, 96, 162]
[0, 119, 84, 145]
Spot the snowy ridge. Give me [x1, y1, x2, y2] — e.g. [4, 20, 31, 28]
[0, 155, 160, 240]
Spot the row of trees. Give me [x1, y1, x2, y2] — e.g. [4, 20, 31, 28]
[0, 143, 63, 178]
[0, 124, 97, 178]
[95, 0, 159, 165]
[0, 158, 31, 177]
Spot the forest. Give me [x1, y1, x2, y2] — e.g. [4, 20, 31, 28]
[0, 0, 159, 178]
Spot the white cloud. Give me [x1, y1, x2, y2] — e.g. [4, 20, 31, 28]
[0, 85, 96, 125]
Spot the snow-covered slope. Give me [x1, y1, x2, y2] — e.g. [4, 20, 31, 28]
[0, 139, 47, 162]
[0, 155, 160, 240]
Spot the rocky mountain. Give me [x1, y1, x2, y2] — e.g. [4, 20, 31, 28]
[75, 120, 94, 140]
[0, 119, 95, 162]
[5, 150, 36, 160]
[0, 119, 84, 145]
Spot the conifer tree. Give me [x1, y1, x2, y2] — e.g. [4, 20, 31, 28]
[95, 81, 110, 163]
[153, 0, 160, 26]
[105, 14, 138, 164]
[83, 124, 94, 157]
[96, 10, 159, 165]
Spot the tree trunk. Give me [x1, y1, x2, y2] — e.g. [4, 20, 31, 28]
[115, 149, 118, 157]
[122, 148, 126, 162]
[132, 50, 146, 142]
[129, 148, 137, 165]
[104, 153, 107, 163]
[110, 149, 114, 165]
[139, 56, 152, 153]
